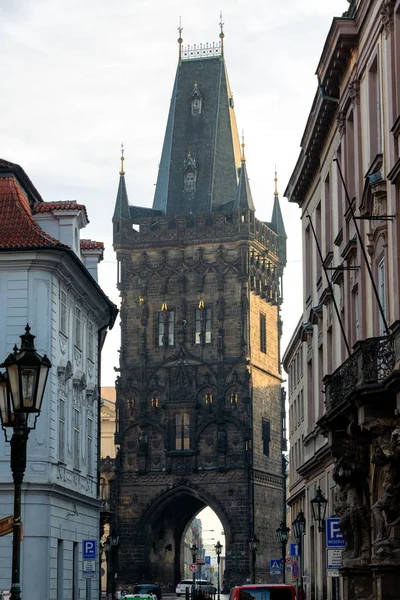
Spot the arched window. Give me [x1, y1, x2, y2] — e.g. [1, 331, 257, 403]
[190, 82, 202, 116]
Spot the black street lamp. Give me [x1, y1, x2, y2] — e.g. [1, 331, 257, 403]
[105, 529, 120, 600]
[292, 511, 306, 600]
[276, 522, 290, 584]
[248, 535, 259, 584]
[310, 487, 328, 532]
[0, 324, 51, 600]
[214, 541, 222, 600]
[191, 543, 198, 599]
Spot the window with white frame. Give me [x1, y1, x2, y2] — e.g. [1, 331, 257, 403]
[87, 417, 93, 476]
[59, 396, 66, 462]
[378, 256, 386, 335]
[60, 290, 68, 335]
[87, 321, 94, 361]
[75, 306, 82, 348]
[73, 407, 80, 469]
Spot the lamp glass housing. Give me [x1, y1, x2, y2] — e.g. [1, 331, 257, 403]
[276, 522, 290, 544]
[0, 373, 12, 427]
[248, 535, 259, 552]
[292, 511, 306, 540]
[3, 325, 51, 414]
[310, 487, 328, 530]
[214, 541, 223, 556]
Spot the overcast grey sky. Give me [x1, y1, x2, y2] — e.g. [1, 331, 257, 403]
[0, 0, 347, 385]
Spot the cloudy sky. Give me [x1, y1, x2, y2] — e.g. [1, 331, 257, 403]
[0, 0, 347, 385]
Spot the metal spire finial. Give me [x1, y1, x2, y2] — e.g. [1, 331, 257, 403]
[120, 143, 125, 175]
[219, 12, 225, 56]
[178, 17, 183, 60]
[241, 130, 246, 162]
[274, 166, 278, 195]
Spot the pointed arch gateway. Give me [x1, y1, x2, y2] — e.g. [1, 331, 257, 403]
[136, 484, 232, 588]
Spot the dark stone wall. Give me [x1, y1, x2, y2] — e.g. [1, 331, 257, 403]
[113, 214, 285, 590]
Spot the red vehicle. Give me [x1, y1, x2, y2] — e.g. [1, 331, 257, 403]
[229, 584, 296, 600]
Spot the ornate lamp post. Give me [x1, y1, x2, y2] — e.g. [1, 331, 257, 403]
[105, 529, 120, 600]
[214, 541, 222, 600]
[310, 487, 328, 532]
[248, 534, 259, 584]
[292, 511, 306, 600]
[191, 543, 198, 599]
[276, 522, 290, 584]
[0, 324, 51, 600]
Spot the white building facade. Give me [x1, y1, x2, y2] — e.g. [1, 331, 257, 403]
[0, 159, 117, 600]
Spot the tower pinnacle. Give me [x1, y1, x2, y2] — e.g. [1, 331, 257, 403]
[219, 12, 224, 56]
[178, 17, 183, 60]
[274, 166, 278, 196]
[120, 143, 125, 175]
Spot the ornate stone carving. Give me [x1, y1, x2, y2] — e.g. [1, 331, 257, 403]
[337, 110, 346, 137]
[380, 1, 394, 38]
[371, 427, 400, 557]
[349, 77, 360, 105]
[332, 444, 371, 565]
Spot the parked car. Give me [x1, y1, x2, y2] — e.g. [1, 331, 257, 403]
[229, 584, 296, 600]
[132, 584, 162, 600]
[118, 584, 162, 600]
[176, 580, 216, 597]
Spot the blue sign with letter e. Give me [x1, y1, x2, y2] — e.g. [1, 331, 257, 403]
[83, 539, 97, 559]
[326, 517, 345, 548]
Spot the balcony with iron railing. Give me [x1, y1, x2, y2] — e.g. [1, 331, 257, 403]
[323, 333, 399, 412]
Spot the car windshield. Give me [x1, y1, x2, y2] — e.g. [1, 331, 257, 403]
[133, 587, 157, 594]
[239, 588, 293, 600]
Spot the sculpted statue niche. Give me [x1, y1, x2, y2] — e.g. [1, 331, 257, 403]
[332, 446, 371, 565]
[372, 427, 400, 557]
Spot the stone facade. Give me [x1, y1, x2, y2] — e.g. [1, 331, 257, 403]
[112, 39, 287, 591]
[284, 1, 400, 598]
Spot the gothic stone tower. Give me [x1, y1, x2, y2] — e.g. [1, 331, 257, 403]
[112, 33, 287, 590]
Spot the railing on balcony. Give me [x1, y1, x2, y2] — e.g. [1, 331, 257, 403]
[324, 335, 396, 411]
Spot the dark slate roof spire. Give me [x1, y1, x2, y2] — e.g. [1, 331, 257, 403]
[152, 34, 243, 217]
[270, 168, 287, 238]
[113, 143, 130, 220]
[233, 133, 255, 211]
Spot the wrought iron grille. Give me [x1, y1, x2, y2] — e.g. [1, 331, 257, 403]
[182, 42, 222, 60]
[325, 334, 396, 410]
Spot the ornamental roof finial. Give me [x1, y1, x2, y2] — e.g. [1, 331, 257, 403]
[120, 142, 125, 175]
[241, 130, 246, 162]
[178, 17, 183, 61]
[274, 166, 279, 196]
[219, 12, 225, 56]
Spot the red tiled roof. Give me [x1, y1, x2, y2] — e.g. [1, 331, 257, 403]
[0, 158, 44, 206]
[34, 200, 89, 222]
[80, 239, 104, 250]
[0, 176, 68, 249]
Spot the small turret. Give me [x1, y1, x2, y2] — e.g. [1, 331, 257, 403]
[269, 169, 287, 266]
[113, 144, 131, 248]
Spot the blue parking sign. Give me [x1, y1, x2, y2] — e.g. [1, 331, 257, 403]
[205, 556, 211, 565]
[83, 539, 97, 559]
[326, 518, 345, 548]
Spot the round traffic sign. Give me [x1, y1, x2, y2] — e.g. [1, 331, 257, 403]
[292, 559, 299, 580]
[285, 557, 292, 565]
[189, 563, 198, 573]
